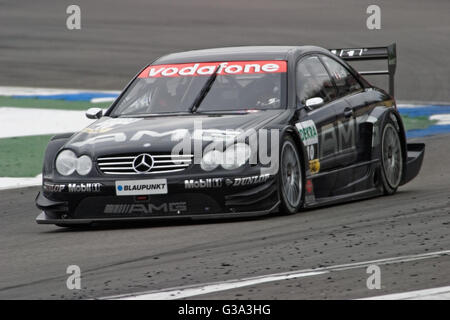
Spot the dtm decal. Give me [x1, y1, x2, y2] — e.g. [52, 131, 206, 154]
[115, 179, 168, 196]
[104, 202, 187, 214]
[138, 61, 287, 78]
[225, 174, 270, 187]
[185, 178, 223, 189]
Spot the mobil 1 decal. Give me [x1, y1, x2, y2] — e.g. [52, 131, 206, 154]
[295, 120, 320, 174]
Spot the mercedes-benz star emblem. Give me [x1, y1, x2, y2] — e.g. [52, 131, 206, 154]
[132, 153, 154, 173]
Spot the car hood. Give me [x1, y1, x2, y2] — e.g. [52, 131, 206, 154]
[64, 110, 287, 157]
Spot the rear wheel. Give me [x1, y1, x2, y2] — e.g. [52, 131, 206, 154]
[279, 136, 304, 214]
[380, 119, 403, 195]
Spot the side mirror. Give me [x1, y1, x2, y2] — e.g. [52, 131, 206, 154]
[305, 97, 324, 110]
[85, 108, 103, 119]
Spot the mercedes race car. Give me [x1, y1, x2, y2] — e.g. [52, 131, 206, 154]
[36, 44, 425, 226]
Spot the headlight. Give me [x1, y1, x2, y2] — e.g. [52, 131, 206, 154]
[55, 151, 92, 176]
[200, 150, 223, 171]
[76, 155, 93, 175]
[222, 143, 251, 170]
[55, 150, 77, 176]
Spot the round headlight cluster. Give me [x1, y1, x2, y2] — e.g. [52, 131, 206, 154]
[55, 150, 92, 176]
[200, 143, 251, 171]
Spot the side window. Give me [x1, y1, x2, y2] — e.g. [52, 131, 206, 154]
[320, 56, 362, 97]
[296, 56, 337, 107]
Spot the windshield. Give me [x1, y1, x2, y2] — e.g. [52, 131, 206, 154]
[110, 60, 287, 116]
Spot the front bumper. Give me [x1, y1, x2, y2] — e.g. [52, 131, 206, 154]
[35, 172, 280, 225]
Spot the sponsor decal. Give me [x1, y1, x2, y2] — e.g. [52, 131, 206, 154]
[309, 159, 320, 174]
[104, 202, 187, 214]
[115, 179, 167, 196]
[43, 182, 102, 193]
[296, 120, 318, 146]
[43, 182, 66, 192]
[331, 48, 365, 58]
[138, 61, 287, 78]
[225, 174, 270, 187]
[306, 179, 314, 194]
[184, 178, 222, 189]
[296, 120, 320, 172]
[305, 179, 315, 202]
[68, 183, 102, 192]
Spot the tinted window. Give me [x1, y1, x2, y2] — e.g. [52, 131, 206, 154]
[111, 60, 287, 116]
[296, 56, 337, 106]
[321, 56, 362, 96]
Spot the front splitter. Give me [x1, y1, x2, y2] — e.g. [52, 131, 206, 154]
[36, 201, 280, 226]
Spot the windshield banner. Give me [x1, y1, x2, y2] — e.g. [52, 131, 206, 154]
[138, 60, 287, 78]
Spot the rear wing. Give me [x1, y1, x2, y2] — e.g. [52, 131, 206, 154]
[329, 43, 397, 96]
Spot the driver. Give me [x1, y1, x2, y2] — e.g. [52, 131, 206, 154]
[241, 74, 280, 108]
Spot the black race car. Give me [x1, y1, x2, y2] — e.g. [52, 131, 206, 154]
[36, 44, 425, 226]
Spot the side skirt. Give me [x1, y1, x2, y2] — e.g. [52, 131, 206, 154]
[303, 159, 383, 208]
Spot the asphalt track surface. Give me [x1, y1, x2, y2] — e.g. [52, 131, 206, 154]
[0, 0, 449, 299]
[0, 134, 449, 299]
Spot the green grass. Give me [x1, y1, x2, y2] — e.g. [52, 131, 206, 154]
[0, 96, 111, 110]
[401, 115, 437, 131]
[0, 114, 436, 178]
[0, 135, 53, 177]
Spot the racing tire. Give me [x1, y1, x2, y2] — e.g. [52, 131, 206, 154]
[278, 135, 304, 214]
[379, 116, 404, 195]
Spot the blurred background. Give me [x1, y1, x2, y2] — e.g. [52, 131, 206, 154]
[0, 0, 449, 101]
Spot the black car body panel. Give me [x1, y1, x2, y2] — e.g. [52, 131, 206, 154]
[36, 45, 424, 225]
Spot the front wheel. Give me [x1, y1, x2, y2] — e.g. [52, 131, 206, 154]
[380, 118, 404, 195]
[278, 136, 304, 214]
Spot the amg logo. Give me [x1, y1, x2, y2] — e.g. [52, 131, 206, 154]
[320, 118, 357, 158]
[68, 183, 102, 192]
[184, 178, 222, 189]
[104, 202, 187, 214]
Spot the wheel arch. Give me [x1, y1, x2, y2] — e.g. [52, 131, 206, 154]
[42, 134, 74, 176]
[368, 106, 408, 183]
[280, 125, 308, 171]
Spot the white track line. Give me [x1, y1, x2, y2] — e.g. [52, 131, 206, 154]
[430, 114, 450, 125]
[0, 107, 94, 138]
[360, 285, 450, 300]
[0, 174, 42, 191]
[105, 249, 450, 300]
